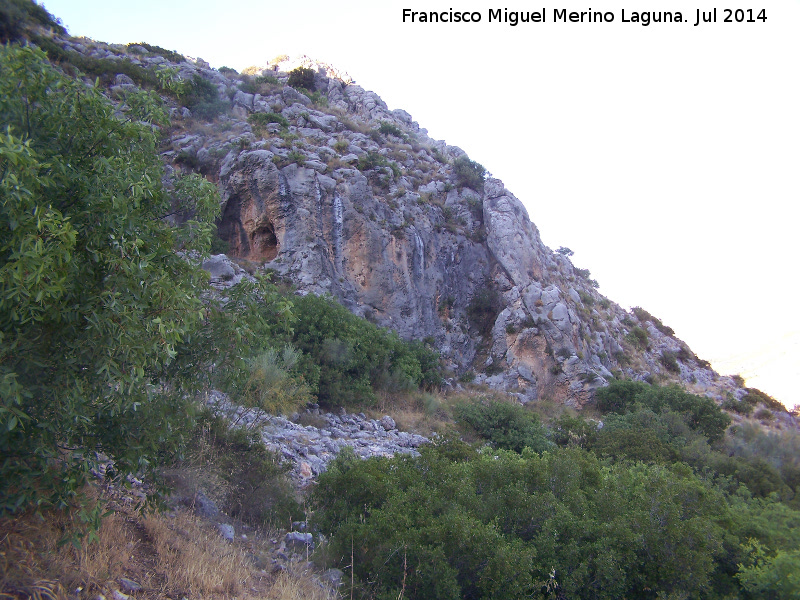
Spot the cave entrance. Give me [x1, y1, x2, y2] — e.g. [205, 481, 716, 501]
[250, 221, 279, 261]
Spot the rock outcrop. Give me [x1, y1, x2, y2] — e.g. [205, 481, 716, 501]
[33, 32, 746, 406]
[206, 391, 429, 483]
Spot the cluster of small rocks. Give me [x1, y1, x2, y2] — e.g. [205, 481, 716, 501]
[206, 391, 429, 483]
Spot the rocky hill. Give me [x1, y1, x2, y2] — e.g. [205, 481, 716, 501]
[33, 31, 753, 409]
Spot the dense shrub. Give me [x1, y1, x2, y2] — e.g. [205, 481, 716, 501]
[313, 443, 742, 600]
[625, 325, 649, 349]
[454, 398, 552, 453]
[722, 397, 755, 416]
[179, 74, 227, 119]
[659, 350, 680, 373]
[357, 150, 388, 171]
[595, 381, 731, 442]
[287, 66, 315, 91]
[632, 306, 675, 336]
[286, 294, 441, 406]
[743, 387, 786, 411]
[128, 42, 184, 63]
[248, 111, 289, 130]
[192, 410, 301, 527]
[453, 155, 486, 191]
[377, 120, 403, 138]
[30, 33, 162, 89]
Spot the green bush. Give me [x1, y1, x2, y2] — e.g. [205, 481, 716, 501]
[659, 350, 680, 373]
[454, 399, 552, 454]
[594, 422, 679, 464]
[287, 66, 315, 91]
[736, 540, 800, 599]
[755, 408, 774, 421]
[453, 155, 486, 191]
[550, 413, 597, 448]
[285, 294, 441, 406]
[632, 306, 675, 336]
[254, 73, 279, 85]
[179, 74, 227, 119]
[312, 443, 737, 600]
[286, 149, 305, 166]
[193, 410, 301, 527]
[128, 42, 184, 63]
[378, 120, 403, 138]
[30, 33, 163, 90]
[595, 381, 731, 443]
[723, 397, 754, 416]
[578, 290, 594, 306]
[625, 325, 649, 350]
[357, 150, 388, 171]
[743, 387, 786, 411]
[248, 111, 289, 130]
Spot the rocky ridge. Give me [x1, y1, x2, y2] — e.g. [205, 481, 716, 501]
[37, 32, 752, 409]
[206, 391, 429, 483]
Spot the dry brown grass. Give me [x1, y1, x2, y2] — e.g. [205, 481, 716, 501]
[1, 493, 136, 599]
[369, 390, 456, 437]
[0, 489, 337, 600]
[265, 571, 338, 600]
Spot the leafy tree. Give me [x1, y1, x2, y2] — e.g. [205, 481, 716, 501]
[0, 46, 219, 513]
[556, 246, 574, 257]
[737, 540, 800, 599]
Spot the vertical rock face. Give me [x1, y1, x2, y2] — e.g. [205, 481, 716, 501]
[188, 57, 740, 406]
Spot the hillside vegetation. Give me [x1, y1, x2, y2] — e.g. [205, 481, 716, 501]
[1, 6, 800, 600]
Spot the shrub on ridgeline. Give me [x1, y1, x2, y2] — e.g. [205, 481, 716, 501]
[287, 66, 315, 91]
[453, 155, 486, 191]
[127, 42, 185, 63]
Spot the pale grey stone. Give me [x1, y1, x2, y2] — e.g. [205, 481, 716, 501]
[218, 523, 235, 541]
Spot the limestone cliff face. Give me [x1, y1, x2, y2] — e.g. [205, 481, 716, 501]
[38, 34, 744, 406]
[179, 56, 741, 406]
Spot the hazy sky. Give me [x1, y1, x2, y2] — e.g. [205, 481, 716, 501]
[42, 0, 799, 406]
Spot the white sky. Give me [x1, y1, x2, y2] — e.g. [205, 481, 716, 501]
[42, 0, 799, 407]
